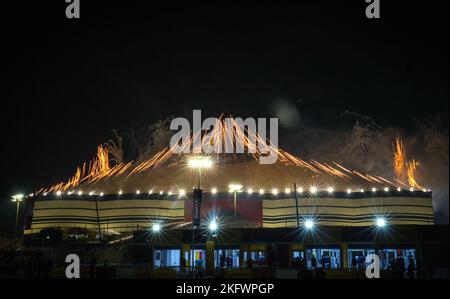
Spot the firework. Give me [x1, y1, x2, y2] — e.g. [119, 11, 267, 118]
[38, 118, 425, 195]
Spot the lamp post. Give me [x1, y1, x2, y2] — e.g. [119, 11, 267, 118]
[187, 156, 213, 278]
[228, 184, 243, 224]
[11, 194, 24, 261]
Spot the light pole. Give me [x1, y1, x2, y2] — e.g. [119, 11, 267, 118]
[188, 156, 213, 278]
[229, 184, 243, 224]
[11, 194, 24, 258]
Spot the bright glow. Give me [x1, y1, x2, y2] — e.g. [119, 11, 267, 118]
[360, 189, 365, 193]
[29, 193, 34, 197]
[347, 189, 352, 194]
[78, 191, 83, 196]
[149, 189, 154, 194]
[229, 184, 243, 193]
[159, 191, 164, 195]
[211, 188, 218, 194]
[188, 157, 213, 169]
[372, 188, 377, 192]
[376, 218, 386, 228]
[397, 187, 401, 192]
[284, 188, 291, 194]
[310, 186, 318, 194]
[99, 192, 104, 197]
[179, 190, 186, 197]
[259, 189, 265, 195]
[89, 191, 94, 196]
[384, 187, 389, 192]
[56, 191, 62, 196]
[304, 220, 314, 229]
[410, 188, 414, 192]
[68, 191, 73, 195]
[152, 223, 161, 232]
[136, 190, 140, 195]
[118, 190, 123, 195]
[168, 191, 172, 196]
[327, 187, 334, 194]
[11, 194, 24, 202]
[271, 188, 279, 195]
[208, 221, 218, 232]
[247, 188, 253, 194]
[297, 187, 304, 193]
[422, 188, 427, 193]
[43, 192, 48, 196]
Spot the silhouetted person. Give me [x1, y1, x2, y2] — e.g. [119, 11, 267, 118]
[219, 254, 225, 269]
[352, 256, 357, 271]
[247, 258, 253, 269]
[227, 256, 232, 269]
[181, 256, 186, 273]
[321, 257, 327, 270]
[26, 259, 33, 279]
[37, 257, 43, 278]
[195, 262, 204, 279]
[297, 257, 306, 279]
[47, 259, 53, 278]
[311, 256, 317, 269]
[89, 257, 97, 279]
[407, 261, 415, 279]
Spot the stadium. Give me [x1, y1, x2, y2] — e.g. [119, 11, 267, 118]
[16, 123, 445, 279]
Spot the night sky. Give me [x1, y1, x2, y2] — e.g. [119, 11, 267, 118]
[0, 1, 448, 236]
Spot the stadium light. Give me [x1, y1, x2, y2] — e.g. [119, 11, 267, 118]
[11, 194, 24, 252]
[229, 184, 243, 223]
[11, 194, 24, 202]
[208, 220, 218, 232]
[376, 217, 386, 228]
[229, 184, 243, 193]
[310, 186, 318, 194]
[188, 156, 213, 189]
[304, 219, 314, 230]
[152, 223, 161, 232]
[188, 156, 213, 169]
[327, 187, 334, 194]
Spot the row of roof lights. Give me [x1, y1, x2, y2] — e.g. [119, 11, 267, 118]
[303, 217, 387, 230]
[45, 186, 431, 197]
[151, 217, 387, 234]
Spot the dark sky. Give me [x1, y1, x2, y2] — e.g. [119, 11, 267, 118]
[0, 1, 448, 236]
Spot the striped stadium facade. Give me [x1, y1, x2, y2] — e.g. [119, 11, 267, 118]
[26, 191, 434, 234]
